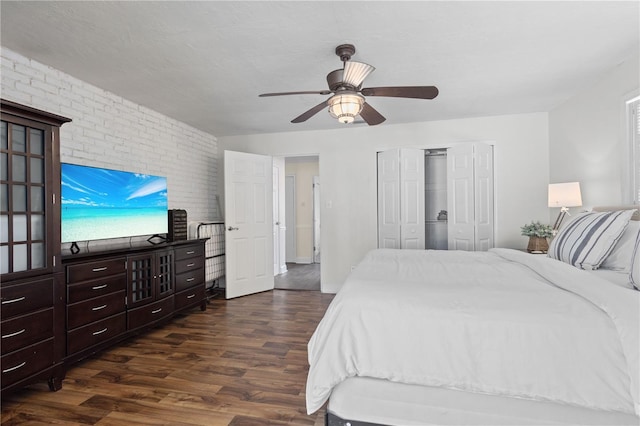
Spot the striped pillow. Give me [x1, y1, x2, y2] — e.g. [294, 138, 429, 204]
[629, 228, 640, 290]
[548, 209, 635, 270]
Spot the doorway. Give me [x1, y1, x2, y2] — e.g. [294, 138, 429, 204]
[274, 155, 321, 291]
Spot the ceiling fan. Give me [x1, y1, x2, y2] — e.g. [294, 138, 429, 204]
[259, 44, 439, 126]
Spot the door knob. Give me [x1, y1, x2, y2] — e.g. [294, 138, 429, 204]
[228, 226, 239, 231]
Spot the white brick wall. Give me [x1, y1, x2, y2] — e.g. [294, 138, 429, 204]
[1, 47, 220, 224]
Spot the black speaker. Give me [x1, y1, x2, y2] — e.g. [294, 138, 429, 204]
[168, 209, 188, 241]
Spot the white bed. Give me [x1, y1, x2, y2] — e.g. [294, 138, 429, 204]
[307, 208, 640, 426]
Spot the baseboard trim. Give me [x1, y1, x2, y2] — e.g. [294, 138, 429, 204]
[295, 257, 312, 264]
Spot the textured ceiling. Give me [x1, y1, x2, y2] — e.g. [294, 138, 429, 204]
[1, 1, 638, 137]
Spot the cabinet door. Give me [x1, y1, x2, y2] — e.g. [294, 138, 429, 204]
[127, 254, 154, 307]
[155, 249, 174, 299]
[0, 117, 58, 279]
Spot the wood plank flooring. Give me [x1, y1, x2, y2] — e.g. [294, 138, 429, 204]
[1, 290, 335, 425]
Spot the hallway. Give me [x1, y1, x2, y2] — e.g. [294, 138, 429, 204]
[274, 263, 320, 291]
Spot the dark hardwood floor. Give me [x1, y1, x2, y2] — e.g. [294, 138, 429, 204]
[274, 264, 320, 291]
[1, 290, 335, 425]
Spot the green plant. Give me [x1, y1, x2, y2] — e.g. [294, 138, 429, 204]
[520, 221, 553, 238]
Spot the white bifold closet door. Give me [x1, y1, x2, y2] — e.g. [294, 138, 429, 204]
[447, 143, 494, 251]
[378, 143, 494, 251]
[377, 148, 425, 249]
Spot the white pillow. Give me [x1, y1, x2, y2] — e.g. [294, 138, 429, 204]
[600, 220, 640, 272]
[547, 209, 635, 270]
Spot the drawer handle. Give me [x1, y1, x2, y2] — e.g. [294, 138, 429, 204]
[186, 277, 195, 282]
[187, 263, 195, 267]
[2, 296, 26, 305]
[92, 304, 107, 311]
[92, 284, 108, 290]
[187, 294, 196, 299]
[186, 251, 195, 255]
[92, 328, 108, 336]
[92, 267, 108, 272]
[151, 308, 162, 314]
[3, 361, 26, 373]
[2, 329, 26, 339]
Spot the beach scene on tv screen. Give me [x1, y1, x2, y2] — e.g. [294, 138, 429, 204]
[61, 164, 168, 243]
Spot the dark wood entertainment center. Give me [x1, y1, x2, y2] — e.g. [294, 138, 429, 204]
[62, 239, 207, 365]
[1, 99, 208, 397]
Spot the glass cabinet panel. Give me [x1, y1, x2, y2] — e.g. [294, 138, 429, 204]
[31, 242, 44, 269]
[13, 243, 27, 271]
[12, 154, 26, 182]
[1, 121, 7, 150]
[12, 185, 27, 211]
[13, 214, 27, 241]
[31, 214, 44, 240]
[30, 129, 44, 155]
[11, 125, 25, 152]
[30, 157, 43, 183]
[0, 245, 8, 274]
[31, 186, 44, 212]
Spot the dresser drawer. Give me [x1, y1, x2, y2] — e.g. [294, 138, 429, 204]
[66, 257, 126, 283]
[175, 256, 204, 275]
[67, 275, 126, 304]
[127, 296, 174, 330]
[174, 244, 204, 261]
[1, 278, 54, 320]
[175, 286, 206, 311]
[67, 313, 126, 355]
[67, 291, 126, 330]
[175, 268, 204, 292]
[1, 308, 54, 355]
[1, 339, 54, 388]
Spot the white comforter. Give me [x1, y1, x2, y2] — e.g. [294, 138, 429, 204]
[306, 249, 640, 416]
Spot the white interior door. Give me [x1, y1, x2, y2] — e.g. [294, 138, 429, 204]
[447, 144, 475, 250]
[272, 157, 287, 275]
[273, 164, 279, 275]
[224, 150, 274, 299]
[400, 148, 425, 249]
[377, 149, 401, 248]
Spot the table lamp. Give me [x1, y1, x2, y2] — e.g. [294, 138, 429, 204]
[548, 182, 582, 231]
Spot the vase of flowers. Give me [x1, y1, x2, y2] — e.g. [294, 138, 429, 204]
[520, 221, 553, 253]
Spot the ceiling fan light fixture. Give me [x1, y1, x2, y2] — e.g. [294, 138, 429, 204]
[328, 92, 364, 124]
[343, 61, 375, 87]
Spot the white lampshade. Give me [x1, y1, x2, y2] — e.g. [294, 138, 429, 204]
[328, 92, 364, 124]
[548, 182, 582, 208]
[343, 61, 375, 87]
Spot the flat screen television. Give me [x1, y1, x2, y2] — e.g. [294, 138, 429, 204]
[61, 163, 168, 243]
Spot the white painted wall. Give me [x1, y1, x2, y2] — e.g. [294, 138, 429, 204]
[1, 47, 220, 224]
[219, 112, 550, 292]
[549, 53, 640, 216]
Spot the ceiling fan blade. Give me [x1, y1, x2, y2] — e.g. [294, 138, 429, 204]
[360, 86, 439, 100]
[343, 61, 375, 87]
[360, 102, 386, 126]
[259, 90, 331, 97]
[291, 100, 328, 123]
